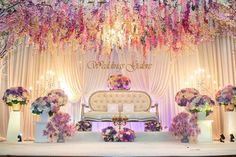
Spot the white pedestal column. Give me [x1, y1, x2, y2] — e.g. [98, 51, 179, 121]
[7, 111, 21, 142]
[198, 120, 213, 143]
[223, 112, 236, 140]
[35, 122, 48, 143]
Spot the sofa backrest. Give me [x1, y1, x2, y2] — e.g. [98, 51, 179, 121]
[88, 90, 151, 112]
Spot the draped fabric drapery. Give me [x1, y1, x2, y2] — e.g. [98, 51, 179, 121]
[0, 36, 235, 140]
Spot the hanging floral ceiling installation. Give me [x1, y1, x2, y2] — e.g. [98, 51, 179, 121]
[0, 0, 235, 58]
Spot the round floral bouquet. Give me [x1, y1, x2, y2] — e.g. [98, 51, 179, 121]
[107, 74, 131, 90]
[175, 88, 200, 107]
[2, 87, 30, 106]
[43, 112, 76, 142]
[102, 126, 135, 142]
[76, 121, 92, 132]
[31, 96, 60, 116]
[102, 126, 118, 142]
[47, 89, 68, 106]
[187, 95, 215, 116]
[215, 85, 236, 105]
[117, 128, 135, 142]
[169, 112, 200, 141]
[145, 121, 162, 132]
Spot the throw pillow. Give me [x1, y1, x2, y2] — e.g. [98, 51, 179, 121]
[107, 104, 119, 112]
[123, 104, 134, 112]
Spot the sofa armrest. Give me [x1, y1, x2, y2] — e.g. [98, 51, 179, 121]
[82, 103, 89, 108]
[81, 104, 90, 121]
[150, 103, 158, 110]
[150, 103, 159, 121]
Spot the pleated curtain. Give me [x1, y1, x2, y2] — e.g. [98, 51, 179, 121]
[0, 35, 235, 140]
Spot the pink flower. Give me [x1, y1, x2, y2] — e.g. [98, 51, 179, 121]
[169, 112, 200, 138]
[43, 112, 76, 142]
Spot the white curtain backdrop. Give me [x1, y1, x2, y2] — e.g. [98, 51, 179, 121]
[0, 35, 235, 140]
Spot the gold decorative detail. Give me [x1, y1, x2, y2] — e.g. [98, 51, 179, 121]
[12, 103, 21, 112]
[112, 112, 128, 131]
[87, 60, 152, 72]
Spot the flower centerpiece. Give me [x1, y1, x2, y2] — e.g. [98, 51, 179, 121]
[215, 85, 236, 111]
[31, 96, 60, 117]
[47, 89, 68, 106]
[76, 121, 92, 132]
[101, 126, 135, 142]
[175, 88, 200, 107]
[117, 128, 135, 142]
[169, 112, 200, 143]
[107, 74, 131, 90]
[2, 87, 30, 111]
[187, 95, 215, 117]
[102, 126, 118, 142]
[43, 112, 76, 143]
[144, 121, 162, 132]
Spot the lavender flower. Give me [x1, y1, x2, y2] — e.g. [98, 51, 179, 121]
[145, 121, 162, 132]
[175, 88, 200, 107]
[187, 95, 215, 116]
[43, 112, 76, 142]
[101, 126, 135, 142]
[107, 74, 131, 90]
[216, 85, 236, 105]
[2, 87, 30, 106]
[31, 96, 59, 116]
[169, 112, 200, 138]
[76, 121, 92, 132]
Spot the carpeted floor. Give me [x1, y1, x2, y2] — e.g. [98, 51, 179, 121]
[0, 132, 236, 157]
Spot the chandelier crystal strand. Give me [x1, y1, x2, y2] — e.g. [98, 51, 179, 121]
[33, 70, 60, 96]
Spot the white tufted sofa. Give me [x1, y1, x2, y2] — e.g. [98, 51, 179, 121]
[81, 90, 159, 122]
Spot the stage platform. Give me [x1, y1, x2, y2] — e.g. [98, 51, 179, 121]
[0, 132, 236, 157]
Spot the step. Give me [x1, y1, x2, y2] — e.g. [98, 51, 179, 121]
[67, 131, 177, 143]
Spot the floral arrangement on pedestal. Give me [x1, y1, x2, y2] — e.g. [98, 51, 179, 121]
[76, 121, 92, 132]
[144, 121, 162, 132]
[175, 88, 200, 107]
[43, 112, 76, 143]
[215, 85, 236, 108]
[31, 96, 60, 117]
[187, 95, 215, 117]
[47, 89, 68, 106]
[2, 87, 30, 111]
[101, 126, 135, 142]
[169, 112, 200, 143]
[107, 74, 131, 90]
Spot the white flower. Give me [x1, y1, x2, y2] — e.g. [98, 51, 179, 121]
[105, 129, 111, 135]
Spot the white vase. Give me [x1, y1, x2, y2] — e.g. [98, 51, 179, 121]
[35, 122, 48, 143]
[197, 120, 213, 143]
[40, 111, 49, 122]
[7, 111, 21, 142]
[197, 112, 206, 120]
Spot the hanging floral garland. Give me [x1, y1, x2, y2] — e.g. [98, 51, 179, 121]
[0, 0, 235, 58]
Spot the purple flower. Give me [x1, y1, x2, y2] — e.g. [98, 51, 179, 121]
[44, 112, 76, 141]
[101, 126, 135, 142]
[76, 121, 92, 131]
[216, 85, 236, 105]
[2, 87, 30, 105]
[175, 88, 200, 107]
[169, 112, 200, 138]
